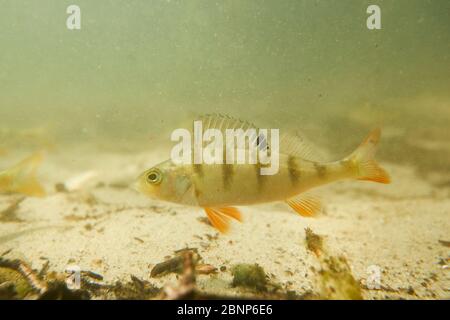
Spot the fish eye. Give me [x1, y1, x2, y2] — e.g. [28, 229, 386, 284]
[146, 170, 162, 184]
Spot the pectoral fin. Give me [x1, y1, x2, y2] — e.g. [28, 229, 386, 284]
[286, 194, 322, 217]
[203, 207, 242, 233]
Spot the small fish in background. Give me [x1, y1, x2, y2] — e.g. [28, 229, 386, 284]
[135, 115, 390, 233]
[0, 152, 46, 197]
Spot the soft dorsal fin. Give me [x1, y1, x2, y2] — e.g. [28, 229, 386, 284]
[279, 131, 326, 162]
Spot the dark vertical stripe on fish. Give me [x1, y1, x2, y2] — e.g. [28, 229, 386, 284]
[193, 164, 203, 177]
[288, 155, 301, 186]
[255, 162, 266, 192]
[314, 163, 327, 179]
[221, 144, 233, 190]
[194, 186, 202, 200]
[222, 164, 234, 190]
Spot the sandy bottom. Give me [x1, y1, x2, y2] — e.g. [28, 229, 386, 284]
[0, 146, 449, 299]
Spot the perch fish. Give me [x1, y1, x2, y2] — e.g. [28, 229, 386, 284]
[136, 115, 390, 233]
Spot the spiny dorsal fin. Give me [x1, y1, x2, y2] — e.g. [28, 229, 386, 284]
[196, 114, 258, 132]
[279, 131, 326, 162]
[192, 114, 324, 159]
[193, 114, 266, 151]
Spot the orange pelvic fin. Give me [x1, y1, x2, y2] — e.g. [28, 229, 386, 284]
[286, 193, 322, 217]
[203, 207, 242, 233]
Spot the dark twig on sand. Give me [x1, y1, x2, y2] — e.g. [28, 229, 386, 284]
[438, 240, 450, 248]
[0, 281, 16, 299]
[157, 250, 302, 300]
[161, 250, 197, 300]
[151, 255, 185, 277]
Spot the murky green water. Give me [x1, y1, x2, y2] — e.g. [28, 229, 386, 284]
[1, 1, 449, 147]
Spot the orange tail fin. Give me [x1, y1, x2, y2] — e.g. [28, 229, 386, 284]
[348, 128, 390, 184]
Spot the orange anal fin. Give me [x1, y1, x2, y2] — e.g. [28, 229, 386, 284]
[203, 207, 242, 233]
[216, 206, 242, 222]
[286, 194, 322, 217]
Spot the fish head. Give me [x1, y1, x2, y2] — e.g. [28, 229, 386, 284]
[135, 160, 193, 204]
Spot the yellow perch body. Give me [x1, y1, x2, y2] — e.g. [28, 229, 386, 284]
[136, 115, 390, 233]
